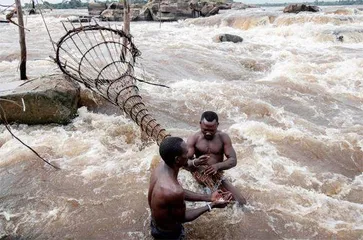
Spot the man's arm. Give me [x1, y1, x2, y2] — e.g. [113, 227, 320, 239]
[184, 189, 211, 202]
[185, 134, 198, 170]
[185, 134, 209, 170]
[204, 133, 237, 175]
[169, 189, 230, 223]
[169, 188, 210, 223]
[187, 134, 197, 160]
[184, 200, 230, 222]
[216, 133, 237, 170]
[184, 205, 213, 222]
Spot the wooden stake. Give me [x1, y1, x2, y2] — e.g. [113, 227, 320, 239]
[123, 0, 130, 36]
[122, 0, 130, 57]
[15, 0, 28, 80]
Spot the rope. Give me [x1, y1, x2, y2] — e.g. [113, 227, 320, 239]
[133, 76, 170, 88]
[36, 0, 56, 53]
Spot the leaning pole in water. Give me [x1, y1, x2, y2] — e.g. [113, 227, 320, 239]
[55, 5, 169, 144]
[15, 0, 28, 80]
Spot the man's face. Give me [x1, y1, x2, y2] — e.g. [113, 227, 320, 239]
[178, 142, 189, 167]
[200, 119, 218, 140]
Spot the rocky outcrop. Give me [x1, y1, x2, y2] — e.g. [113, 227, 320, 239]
[189, 0, 219, 18]
[231, 2, 248, 10]
[88, 2, 107, 16]
[99, 2, 124, 21]
[90, 0, 221, 22]
[0, 75, 80, 125]
[217, 3, 231, 10]
[99, 2, 144, 21]
[283, 4, 320, 14]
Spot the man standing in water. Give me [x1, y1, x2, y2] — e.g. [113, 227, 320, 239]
[148, 137, 231, 240]
[186, 111, 247, 206]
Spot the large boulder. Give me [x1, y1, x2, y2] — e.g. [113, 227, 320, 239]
[100, 2, 143, 21]
[78, 87, 119, 114]
[189, 0, 219, 18]
[283, 4, 320, 14]
[0, 75, 80, 125]
[141, 0, 192, 21]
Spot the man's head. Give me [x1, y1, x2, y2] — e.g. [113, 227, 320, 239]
[200, 111, 219, 140]
[159, 137, 188, 168]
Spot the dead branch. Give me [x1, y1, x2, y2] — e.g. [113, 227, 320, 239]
[0, 98, 60, 170]
[6, 8, 30, 32]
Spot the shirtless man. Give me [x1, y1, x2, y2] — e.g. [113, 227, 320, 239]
[148, 137, 231, 240]
[186, 111, 247, 206]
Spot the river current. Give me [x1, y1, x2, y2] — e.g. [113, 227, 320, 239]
[0, 5, 362, 240]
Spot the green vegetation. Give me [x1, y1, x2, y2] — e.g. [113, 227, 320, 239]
[24, 0, 87, 9]
[24, 0, 149, 9]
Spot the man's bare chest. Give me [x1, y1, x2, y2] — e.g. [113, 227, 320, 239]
[195, 139, 224, 155]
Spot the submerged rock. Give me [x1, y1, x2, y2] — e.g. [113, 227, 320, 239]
[0, 74, 80, 125]
[214, 34, 243, 43]
[283, 4, 320, 14]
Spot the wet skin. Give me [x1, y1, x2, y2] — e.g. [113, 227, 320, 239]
[148, 141, 232, 232]
[187, 119, 247, 205]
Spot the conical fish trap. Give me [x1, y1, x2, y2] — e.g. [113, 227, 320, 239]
[55, 24, 169, 144]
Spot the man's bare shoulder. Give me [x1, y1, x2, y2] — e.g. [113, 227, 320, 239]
[218, 131, 231, 141]
[187, 131, 202, 143]
[156, 183, 184, 203]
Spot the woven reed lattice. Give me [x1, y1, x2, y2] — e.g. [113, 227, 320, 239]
[55, 24, 169, 144]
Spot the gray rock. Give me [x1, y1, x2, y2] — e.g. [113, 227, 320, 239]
[88, 2, 107, 16]
[100, 2, 144, 21]
[214, 34, 243, 43]
[91, 0, 221, 22]
[0, 74, 80, 125]
[79, 87, 120, 115]
[283, 4, 320, 14]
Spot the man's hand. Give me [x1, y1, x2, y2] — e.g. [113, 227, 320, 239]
[204, 164, 219, 175]
[211, 190, 232, 209]
[210, 190, 223, 202]
[210, 198, 229, 208]
[210, 190, 232, 202]
[220, 191, 233, 202]
[193, 155, 209, 167]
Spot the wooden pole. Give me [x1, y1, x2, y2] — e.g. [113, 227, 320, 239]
[123, 0, 130, 36]
[122, 0, 130, 57]
[29, 0, 36, 14]
[15, 0, 28, 80]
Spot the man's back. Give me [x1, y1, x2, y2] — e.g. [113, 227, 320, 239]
[148, 163, 185, 231]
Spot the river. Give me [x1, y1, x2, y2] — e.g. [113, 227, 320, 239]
[0, 5, 362, 240]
